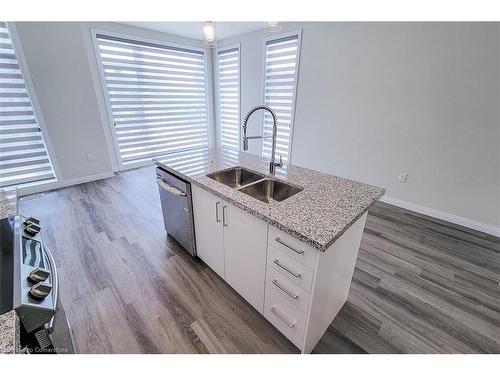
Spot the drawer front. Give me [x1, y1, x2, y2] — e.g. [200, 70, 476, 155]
[268, 226, 317, 269]
[266, 265, 310, 313]
[264, 283, 307, 348]
[268, 246, 314, 292]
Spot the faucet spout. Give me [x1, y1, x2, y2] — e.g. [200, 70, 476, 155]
[242, 105, 283, 176]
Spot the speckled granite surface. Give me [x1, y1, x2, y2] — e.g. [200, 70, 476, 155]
[0, 187, 17, 219]
[0, 311, 19, 354]
[155, 147, 384, 251]
[0, 188, 19, 354]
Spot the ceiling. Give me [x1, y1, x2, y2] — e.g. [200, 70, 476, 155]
[121, 22, 267, 40]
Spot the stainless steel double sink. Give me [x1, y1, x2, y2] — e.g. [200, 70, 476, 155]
[206, 167, 303, 204]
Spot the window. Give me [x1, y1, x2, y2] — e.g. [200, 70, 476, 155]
[262, 33, 301, 162]
[216, 46, 240, 149]
[94, 33, 209, 166]
[0, 22, 57, 188]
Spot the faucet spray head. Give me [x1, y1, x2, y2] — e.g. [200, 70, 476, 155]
[243, 137, 248, 151]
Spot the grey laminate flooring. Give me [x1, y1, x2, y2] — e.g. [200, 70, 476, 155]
[19, 166, 500, 354]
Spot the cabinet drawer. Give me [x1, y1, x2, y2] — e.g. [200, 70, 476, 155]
[266, 265, 310, 313]
[264, 282, 307, 348]
[268, 226, 317, 269]
[267, 246, 314, 292]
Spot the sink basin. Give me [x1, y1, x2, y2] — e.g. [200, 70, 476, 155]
[207, 166, 303, 204]
[239, 178, 303, 204]
[206, 167, 264, 188]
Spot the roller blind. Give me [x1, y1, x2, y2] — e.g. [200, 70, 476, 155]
[217, 47, 240, 149]
[0, 22, 56, 188]
[262, 34, 300, 162]
[95, 33, 209, 165]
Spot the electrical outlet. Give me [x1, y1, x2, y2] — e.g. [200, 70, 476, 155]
[87, 153, 95, 161]
[398, 173, 408, 183]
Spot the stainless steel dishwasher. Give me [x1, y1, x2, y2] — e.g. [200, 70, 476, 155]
[156, 167, 197, 256]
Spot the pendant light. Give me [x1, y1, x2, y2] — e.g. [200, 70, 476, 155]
[265, 22, 281, 32]
[203, 21, 217, 48]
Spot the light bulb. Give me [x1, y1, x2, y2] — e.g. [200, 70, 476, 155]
[265, 22, 281, 32]
[203, 21, 217, 47]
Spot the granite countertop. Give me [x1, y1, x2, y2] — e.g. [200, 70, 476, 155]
[0, 187, 17, 219]
[0, 187, 19, 354]
[0, 311, 19, 354]
[155, 147, 384, 251]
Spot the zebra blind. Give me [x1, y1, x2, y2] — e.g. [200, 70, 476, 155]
[95, 34, 209, 165]
[262, 34, 300, 162]
[217, 47, 240, 149]
[0, 22, 56, 188]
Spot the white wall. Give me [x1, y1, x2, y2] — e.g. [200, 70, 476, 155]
[14, 22, 214, 187]
[218, 22, 500, 229]
[13, 22, 500, 229]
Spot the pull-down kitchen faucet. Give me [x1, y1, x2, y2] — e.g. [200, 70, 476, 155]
[242, 105, 283, 176]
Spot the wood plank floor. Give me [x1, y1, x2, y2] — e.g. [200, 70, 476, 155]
[19, 166, 500, 354]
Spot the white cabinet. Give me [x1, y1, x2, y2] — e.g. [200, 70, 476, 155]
[264, 280, 308, 348]
[192, 184, 368, 353]
[268, 226, 317, 269]
[264, 211, 368, 353]
[192, 184, 224, 278]
[223, 203, 267, 313]
[267, 245, 315, 292]
[192, 185, 267, 312]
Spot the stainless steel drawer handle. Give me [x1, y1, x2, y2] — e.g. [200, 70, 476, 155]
[272, 279, 298, 299]
[215, 201, 221, 222]
[270, 306, 295, 328]
[157, 179, 187, 197]
[222, 205, 228, 227]
[275, 237, 304, 255]
[273, 259, 301, 278]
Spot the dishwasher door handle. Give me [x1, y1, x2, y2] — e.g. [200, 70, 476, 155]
[157, 178, 187, 197]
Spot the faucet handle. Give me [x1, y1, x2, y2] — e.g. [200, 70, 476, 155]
[273, 154, 283, 167]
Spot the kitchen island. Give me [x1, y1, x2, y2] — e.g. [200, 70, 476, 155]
[155, 147, 384, 353]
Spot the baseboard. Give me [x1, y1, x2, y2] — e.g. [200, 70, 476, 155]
[57, 171, 116, 189]
[379, 196, 500, 238]
[19, 171, 115, 197]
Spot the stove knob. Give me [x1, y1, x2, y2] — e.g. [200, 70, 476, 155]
[28, 267, 50, 283]
[23, 217, 40, 226]
[24, 223, 41, 236]
[29, 282, 52, 300]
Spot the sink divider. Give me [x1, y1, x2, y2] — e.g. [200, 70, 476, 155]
[235, 177, 268, 191]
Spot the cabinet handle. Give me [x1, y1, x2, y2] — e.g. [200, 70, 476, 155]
[275, 237, 304, 255]
[273, 259, 301, 278]
[270, 306, 295, 328]
[215, 202, 221, 222]
[272, 279, 299, 299]
[222, 205, 228, 227]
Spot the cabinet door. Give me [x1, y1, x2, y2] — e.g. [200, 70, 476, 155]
[223, 202, 268, 313]
[192, 184, 224, 278]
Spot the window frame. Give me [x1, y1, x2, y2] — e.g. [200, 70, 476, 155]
[215, 43, 241, 150]
[3, 22, 61, 195]
[90, 28, 212, 171]
[260, 29, 302, 164]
